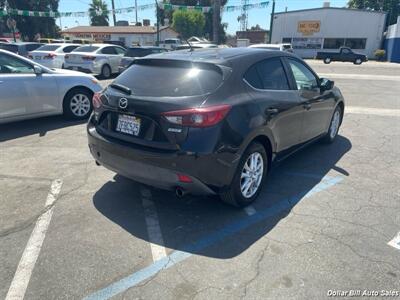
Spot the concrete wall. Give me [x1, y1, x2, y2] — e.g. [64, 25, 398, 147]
[271, 8, 386, 58]
[385, 16, 400, 63]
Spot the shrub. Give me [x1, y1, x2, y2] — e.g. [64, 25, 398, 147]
[374, 49, 386, 61]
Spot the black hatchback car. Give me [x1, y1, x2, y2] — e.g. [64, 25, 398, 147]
[88, 48, 344, 207]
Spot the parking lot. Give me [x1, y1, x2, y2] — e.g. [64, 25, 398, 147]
[1, 60, 399, 299]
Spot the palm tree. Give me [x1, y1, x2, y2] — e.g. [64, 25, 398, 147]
[89, 0, 109, 26]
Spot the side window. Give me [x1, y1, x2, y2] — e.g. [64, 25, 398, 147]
[287, 59, 318, 90]
[26, 44, 41, 52]
[63, 46, 79, 53]
[101, 47, 117, 55]
[244, 64, 263, 89]
[114, 47, 126, 55]
[0, 53, 34, 74]
[244, 58, 289, 90]
[342, 48, 351, 54]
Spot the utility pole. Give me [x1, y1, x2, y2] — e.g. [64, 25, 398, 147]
[135, 0, 138, 24]
[268, 0, 275, 43]
[156, 0, 160, 45]
[111, 0, 116, 26]
[213, 0, 221, 44]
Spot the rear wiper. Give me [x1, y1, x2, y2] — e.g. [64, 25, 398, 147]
[110, 83, 132, 95]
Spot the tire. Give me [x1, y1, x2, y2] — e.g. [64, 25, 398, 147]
[324, 57, 331, 64]
[101, 64, 112, 79]
[220, 142, 268, 207]
[63, 88, 93, 120]
[322, 106, 342, 144]
[354, 58, 362, 65]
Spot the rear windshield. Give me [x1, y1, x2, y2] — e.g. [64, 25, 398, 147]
[125, 48, 151, 57]
[72, 46, 99, 53]
[36, 45, 60, 51]
[115, 60, 223, 97]
[0, 44, 18, 53]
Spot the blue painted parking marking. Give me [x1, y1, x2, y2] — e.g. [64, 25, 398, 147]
[84, 175, 343, 300]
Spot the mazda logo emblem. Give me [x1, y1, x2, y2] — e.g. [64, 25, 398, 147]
[118, 98, 128, 109]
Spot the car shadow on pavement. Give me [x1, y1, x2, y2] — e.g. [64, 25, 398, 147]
[0, 116, 87, 142]
[93, 135, 352, 259]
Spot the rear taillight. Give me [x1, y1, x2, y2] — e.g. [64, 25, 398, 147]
[161, 104, 231, 128]
[82, 56, 96, 61]
[44, 53, 57, 59]
[92, 92, 102, 109]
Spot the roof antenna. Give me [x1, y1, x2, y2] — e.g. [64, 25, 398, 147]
[185, 38, 194, 52]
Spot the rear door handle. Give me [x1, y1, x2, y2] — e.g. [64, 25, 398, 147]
[265, 108, 279, 115]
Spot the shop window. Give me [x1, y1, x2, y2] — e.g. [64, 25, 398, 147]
[345, 38, 366, 49]
[323, 38, 345, 49]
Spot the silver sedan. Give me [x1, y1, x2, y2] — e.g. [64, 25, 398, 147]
[0, 49, 102, 124]
[64, 44, 126, 78]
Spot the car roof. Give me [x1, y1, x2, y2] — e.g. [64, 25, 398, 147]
[144, 47, 295, 66]
[13, 42, 43, 45]
[127, 46, 163, 49]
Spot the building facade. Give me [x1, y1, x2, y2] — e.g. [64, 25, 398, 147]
[271, 6, 387, 58]
[61, 26, 178, 47]
[385, 16, 400, 63]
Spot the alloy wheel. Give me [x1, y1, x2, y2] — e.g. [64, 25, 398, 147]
[70, 94, 91, 117]
[240, 152, 264, 198]
[330, 110, 341, 139]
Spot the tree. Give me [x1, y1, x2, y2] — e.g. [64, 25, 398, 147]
[348, 0, 400, 25]
[0, 0, 60, 41]
[250, 24, 264, 31]
[158, 0, 228, 42]
[89, 0, 109, 26]
[172, 10, 205, 39]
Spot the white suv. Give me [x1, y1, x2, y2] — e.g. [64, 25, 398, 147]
[64, 44, 126, 78]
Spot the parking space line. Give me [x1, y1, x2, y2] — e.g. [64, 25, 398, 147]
[388, 232, 400, 250]
[244, 205, 257, 216]
[141, 188, 167, 262]
[345, 106, 400, 117]
[5, 179, 63, 300]
[85, 175, 343, 300]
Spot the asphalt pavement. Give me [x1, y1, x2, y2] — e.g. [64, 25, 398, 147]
[1, 60, 399, 300]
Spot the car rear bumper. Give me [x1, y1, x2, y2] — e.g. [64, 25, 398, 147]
[87, 124, 218, 196]
[64, 62, 101, 75]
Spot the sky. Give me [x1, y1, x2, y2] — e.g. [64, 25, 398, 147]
[58, 0, 348, 34]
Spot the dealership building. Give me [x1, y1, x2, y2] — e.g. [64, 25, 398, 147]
[61, 26, 178, 47]
[270, 5, 387, 58]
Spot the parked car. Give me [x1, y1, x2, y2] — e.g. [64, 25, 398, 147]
[87, 48, 344, 207]
[316, 47, 367, 64]
[38, 38, 65, 44]
[175, 43, 218, 50]
[64, 44, 126, 78]
[0, 38, 12, 43]
[160, 38, 182, 50]
[0, 49, 102, 124]
[119, 46, 167, 73]
[28, 43, 80, 69]
[0, 42, 43, 57]
[249, 43, 293, 53]
[71, 39, 94, 44]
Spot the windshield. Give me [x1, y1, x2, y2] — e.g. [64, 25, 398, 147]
[0, 44, 18, 53]
[125, 48, 152, 57]
[72, 46, 99, 53]
[36, 45, 61, 51]
[115, 60, 223, 97]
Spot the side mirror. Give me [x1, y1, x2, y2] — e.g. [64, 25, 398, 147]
[33, 65, 43, 75]
[320, 78, 334, 91]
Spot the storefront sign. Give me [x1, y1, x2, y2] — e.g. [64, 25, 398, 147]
[298, 21, 320, 36]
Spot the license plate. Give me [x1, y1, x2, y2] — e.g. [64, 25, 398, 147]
[35, 56, 41, 60]
[116, 114, 141, 136]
